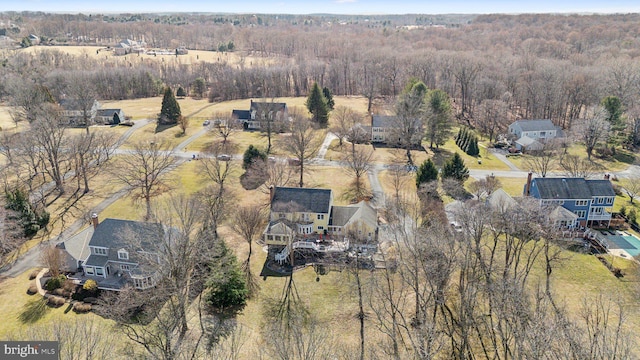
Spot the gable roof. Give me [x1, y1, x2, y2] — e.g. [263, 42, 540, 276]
[329, 206, 359, 227]
[232, 109, 251, 120]
[486, 188, 517, 211]
[250, 101, 287, 112]
[60, 226, 93, 262]
[89, 218, 163, 249]
[511, 119, 556, 132]
[372, 115, 396, 128]
[330, 201, 377, 229]
[531, 178, 615, 200]
[550, 206, 579, 221]
[271, 187, 332, 214]
[515, 135, 542, 147]
[96, 109, 123, 117]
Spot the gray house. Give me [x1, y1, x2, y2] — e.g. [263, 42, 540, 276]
[232, 101, 289, 130]
[61, 215, 165, 291]
[508, 119, 563, 150]
[59, 99, 100, 126]
[95, 109, 125, 125]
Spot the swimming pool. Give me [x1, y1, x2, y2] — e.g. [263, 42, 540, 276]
[606, 233, 640, 258]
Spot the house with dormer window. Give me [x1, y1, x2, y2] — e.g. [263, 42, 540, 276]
[59, 214, 165, 291]
[524, 175, 616, 228]
[263, 186, 378, 265]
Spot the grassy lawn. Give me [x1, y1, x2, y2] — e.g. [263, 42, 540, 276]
[0, 268, 117, 339]
[507, 143, 636, 172]
[437, 137, 510, 171]
[494, 177, 527, 197]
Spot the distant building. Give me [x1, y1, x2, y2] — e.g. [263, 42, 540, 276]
[232, 100, 289, 130]
[59, 99, 100, 126]
[95, 109, 125, 125]
[508, 119, 564, 151]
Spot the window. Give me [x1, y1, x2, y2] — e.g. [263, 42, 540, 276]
[279, 213, 286, 218]
[118, 249, 129, 260]
[318, 226, 324, 230]
[93, 247, 107, 255]
[606, 197, 613, 204]
[317, 214, 325, 220]
[574, 210, 586, 218]
[85, 266, 94, 275]
[575, 200, 588, 206]
[96, 267, 104, 276]
[540, 131, 546, 137]
[597, 197, 604, 204]
[121, 264, 130, 271]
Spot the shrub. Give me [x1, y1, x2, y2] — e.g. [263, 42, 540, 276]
[47, 296, 66, 307]
[83, 297, 98, 304]
[83, 279, 98, 293]
[27, 283, 38, 295]
[73, 302, 92, 313]
[620, 206, 627, 217]
[45, 274, 67, 291]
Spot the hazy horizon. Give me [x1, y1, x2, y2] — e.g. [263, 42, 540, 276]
[4, 0, 640, 15]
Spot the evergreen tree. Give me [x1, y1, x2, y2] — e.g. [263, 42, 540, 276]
[205, 237, 248, 310]
[416, 159, 439, 187]
[442, 152, 469, 182]
[424, 89, 452, 149]
[159, 86, 181, 124]
[242, 145, 267, 170]
[176, 86, 186, 98]
[601, 96, 624, 129]
[467, 136, 480, 156]
[322, 87, 335, 110]
[306, 82, 329, 127]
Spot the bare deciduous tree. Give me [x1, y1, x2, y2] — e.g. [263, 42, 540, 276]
[523, 141, 560, 178]
[341, 147, 374, 202]
[277, 114, 321, 188]
[112, 141, 178, 220]
[618, 176, 640, 204]
[559, 154, 599, 178]
[40, 245, 64, 277]
[574, 107, 610, 160]
[230, 205, 265, 295]
[30, 104, 69, 195]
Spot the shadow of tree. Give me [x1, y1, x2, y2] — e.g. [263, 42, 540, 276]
[431, 148, 454, 168]
[19, 297, 49, 324]
[155, 123, 177, 133]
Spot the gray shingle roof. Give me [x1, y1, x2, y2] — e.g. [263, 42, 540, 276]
[89, 219, 163, 249]
[372, 115, 396, 128]
[84, 255, 108, 267]
[96, 109, 122, 117]
[232, 109, 251, 120]
[329, 206, 359, 227]
[250, 101, 287, 112]
[512, 119, 556, 132]
[532, 178, 615, 199]
[271, 187, 332, 214]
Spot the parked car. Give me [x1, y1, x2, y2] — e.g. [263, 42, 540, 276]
[202, 120, 210, 126]
[505, 152, 522, 157]
[217, 154, 231, 161]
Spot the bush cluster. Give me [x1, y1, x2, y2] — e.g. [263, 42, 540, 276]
[27, 283, 38, 295]
[5, 188, 50, 237]
[454, 127, 480, 156]
[45, 274, 67, 291]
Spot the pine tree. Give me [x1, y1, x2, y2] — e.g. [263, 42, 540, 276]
[306, 82, 329, 127]
[323, 86, 335, 110]
[176, 86, 186, 98]
[416, 159, 439, 187]
[442, 152, 469, 182]
[205, 237, 248, 310]
[243, 145, 267, 170]
[159, 86, 181, 124]
[467, 136, 480, 156]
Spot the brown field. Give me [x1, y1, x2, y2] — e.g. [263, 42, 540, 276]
[19, 46, 286, 68]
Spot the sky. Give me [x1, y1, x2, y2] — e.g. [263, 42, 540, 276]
[3, 0, 640, 15]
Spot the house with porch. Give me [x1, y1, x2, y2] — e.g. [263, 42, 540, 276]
[371, 115, 395, 143]
[263, 186, 378, 265]
[59, 99, 100, 126]
[60, 214, 165, 291]
[524, 175, 616, 228]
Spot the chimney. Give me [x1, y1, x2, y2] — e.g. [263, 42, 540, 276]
[525, 172, 533, 196]
[91, 213, 99, 229]
[269, 186, 276, 204]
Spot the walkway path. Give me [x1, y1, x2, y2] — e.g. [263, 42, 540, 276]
[316, 132, 338, 160]
[487, 148, 521, 171]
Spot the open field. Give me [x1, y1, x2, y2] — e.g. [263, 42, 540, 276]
[19, 46, 286, 68]
[506, 143, 636, 172]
